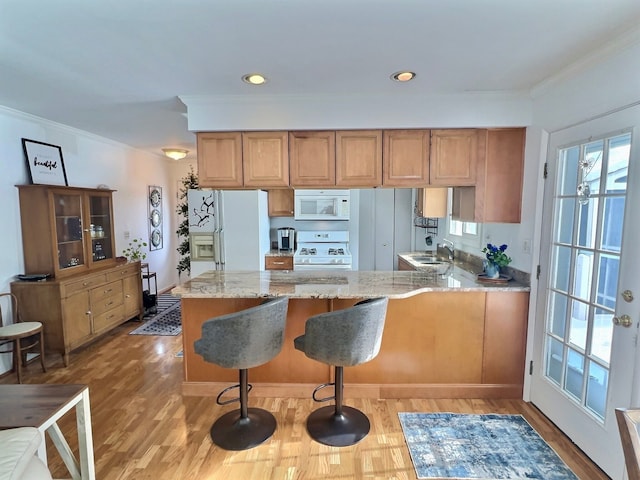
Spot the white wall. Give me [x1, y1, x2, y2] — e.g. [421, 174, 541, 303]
[0, 106, 187, 373]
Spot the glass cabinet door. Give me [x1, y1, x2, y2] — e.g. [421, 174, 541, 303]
[87, 192, 114, 265]
[53, 191, 86, 271]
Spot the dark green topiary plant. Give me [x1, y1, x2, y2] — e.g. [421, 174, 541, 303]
[176, 166, 198, 277]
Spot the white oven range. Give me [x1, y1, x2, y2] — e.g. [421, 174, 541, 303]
[293, 231, 352, 270]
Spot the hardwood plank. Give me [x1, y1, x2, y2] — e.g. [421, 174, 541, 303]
[1, 319, 609, 480]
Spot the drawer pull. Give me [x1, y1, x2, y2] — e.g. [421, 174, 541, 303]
[273, 261, 285, 265]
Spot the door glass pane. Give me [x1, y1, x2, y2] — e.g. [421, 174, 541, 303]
[551, 245, 572, 292]
[557, 145, 579, 195]
[565, 349, 585, 401]
[54, 192, 85, 270]
[586, 361, 608, 419]
[548, 291, 568, 337]
[555, 198, 575, 244]
[569, 299, 588, 350]
[606, 133, 630, 193]
[597, 253, 619, 309]
[582, 140, 603, 193]
[545, 337, 563, 386]
[572, 250, 593, 302]
[601, 197, 625, 252]
[89, 194, 113, 263]
[576, 198, 599, 248]
[592, 307, 613, 364]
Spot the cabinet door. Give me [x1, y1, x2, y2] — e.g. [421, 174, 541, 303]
[85, 191, 115, 268]
[336, 130, 382, 187]
[242, 132, 289, 187]
[289, 131, 336, 186]
[197, 132, 243, 188]
[51, 189, 88, 276]
[62, 290, 92, 348]
[123, 273, 142, 319]
[430, 129, 479, 186]
[383, 129, 430, 186]
[267, 189, 294, 217]
[417, 188, 448, 218]
[481, 128, 525, 223]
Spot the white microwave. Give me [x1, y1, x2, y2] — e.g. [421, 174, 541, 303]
[294, 189, 350, 221]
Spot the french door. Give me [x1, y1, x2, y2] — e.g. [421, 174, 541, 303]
[530, 105, 640, 479]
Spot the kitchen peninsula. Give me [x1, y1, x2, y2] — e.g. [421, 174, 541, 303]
[173, 268, 530, 399]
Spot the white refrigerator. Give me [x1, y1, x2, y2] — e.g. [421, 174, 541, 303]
[188, 189, 270, 278]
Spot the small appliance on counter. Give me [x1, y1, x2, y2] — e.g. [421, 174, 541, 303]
[278, 227, 295, 252]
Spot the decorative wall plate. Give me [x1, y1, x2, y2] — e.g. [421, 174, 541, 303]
[151, 229, 162, 247]
[150, 209, 162, 227]
[149, 188, 161, 207]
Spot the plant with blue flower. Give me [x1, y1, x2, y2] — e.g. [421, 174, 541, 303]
[482, 243, 512, 267]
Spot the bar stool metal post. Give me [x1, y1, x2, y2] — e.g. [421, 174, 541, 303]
[194, 297, 289, 450]
[294, 297, 388, 447]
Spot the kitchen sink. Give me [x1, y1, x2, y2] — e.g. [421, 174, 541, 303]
[410, 255, 444, 264]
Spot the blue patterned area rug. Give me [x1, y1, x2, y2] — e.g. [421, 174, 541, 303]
[130, 294, 181, 336]
[398, 413, 578, 480]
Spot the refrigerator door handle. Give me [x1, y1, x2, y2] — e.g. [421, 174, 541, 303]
[219, 228, 225, 269]
[213, 230, 221, 267]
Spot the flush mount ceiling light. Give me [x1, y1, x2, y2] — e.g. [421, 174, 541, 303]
[391, 71, 416, 82]
[242, 73, 268, 85]
[162, 148, 189, 160]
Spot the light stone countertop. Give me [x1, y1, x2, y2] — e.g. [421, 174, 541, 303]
[172, 264, 530, 300]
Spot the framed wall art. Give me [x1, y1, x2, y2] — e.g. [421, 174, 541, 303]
[148, 185, 163, 251]
[22, 138, 68, 186]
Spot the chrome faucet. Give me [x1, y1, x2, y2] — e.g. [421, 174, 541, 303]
[441, 239, 455, 262]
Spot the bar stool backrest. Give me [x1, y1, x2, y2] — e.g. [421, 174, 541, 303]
[302, 297, 389, 367]
[194, 297, 289, 370]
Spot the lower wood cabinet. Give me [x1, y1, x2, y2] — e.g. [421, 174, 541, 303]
[11, 261, 143, 366]
[265, 255, 294, 270]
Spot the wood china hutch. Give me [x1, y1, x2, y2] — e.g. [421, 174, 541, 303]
[11, 185, 143, 366]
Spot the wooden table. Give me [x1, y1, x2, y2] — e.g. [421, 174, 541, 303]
[0, 384, 95, 480]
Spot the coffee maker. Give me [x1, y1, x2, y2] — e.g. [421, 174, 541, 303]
[277, 227, 295, 252]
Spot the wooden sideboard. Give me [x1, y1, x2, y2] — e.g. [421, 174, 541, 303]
[11, 261, 143, 366]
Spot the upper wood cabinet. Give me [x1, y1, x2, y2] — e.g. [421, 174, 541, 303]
[452, 128, 526, 223]
[267, 189, 294, 217]
[336, 130, 382, 187]
[17, 185, 117, 278]
[430, 129, 480, 186]
[289, 131, 336, 186]
[383, 129, 430, 186]
[197, 132, 243, 188]
[242, 132, 289, 187]
[416, 187, 448, 218]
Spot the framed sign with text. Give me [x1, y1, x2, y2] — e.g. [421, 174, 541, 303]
[22, 138, 68, 186]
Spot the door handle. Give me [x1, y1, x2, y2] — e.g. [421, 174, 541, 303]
[612, 314, 633, 327]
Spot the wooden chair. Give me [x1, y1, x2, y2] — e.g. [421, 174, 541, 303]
[616, 407, 640, 480]
[0, 292, 46, 383]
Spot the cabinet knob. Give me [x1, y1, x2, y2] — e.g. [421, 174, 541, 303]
[86, 310, 91, 315]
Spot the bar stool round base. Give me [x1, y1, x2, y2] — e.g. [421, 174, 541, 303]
[210, 408, 276, 451]
[306, 405, 370, 447]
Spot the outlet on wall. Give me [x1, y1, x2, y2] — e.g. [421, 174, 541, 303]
[522, 239, 531, 254]
[124, 230, 131, 239]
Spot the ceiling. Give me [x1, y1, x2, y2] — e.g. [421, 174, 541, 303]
[2, 1, 639, 159]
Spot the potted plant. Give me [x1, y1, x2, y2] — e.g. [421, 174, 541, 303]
[122, 238, 148, 262]
[482, 243, 512, 279]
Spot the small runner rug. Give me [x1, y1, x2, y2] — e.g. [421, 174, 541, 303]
[398, 412, 578, 480]
[130, 294, 182, 336]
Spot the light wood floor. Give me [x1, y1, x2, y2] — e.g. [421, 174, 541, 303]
[2, 320, 610, 480]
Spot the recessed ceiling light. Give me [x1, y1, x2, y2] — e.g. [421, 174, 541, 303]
[242, 73, 268, 85]
[391, 71, 416, 82]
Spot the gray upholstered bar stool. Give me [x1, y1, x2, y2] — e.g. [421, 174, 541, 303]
[294, 297, 388, 447]
[194, 296, 289, 451]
